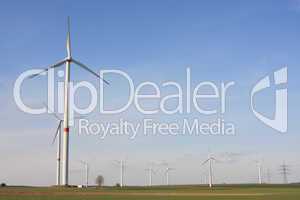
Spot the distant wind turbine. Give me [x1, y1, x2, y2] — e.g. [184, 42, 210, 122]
[255, 160, 263, 184]
[114, 160, 126, 187]
[201, 154, 216, 188]
[28, 17, 109, 186]
[165, 167, 175, 186]
[200, 171, 208, 185]
[44, 103, 63, 186]
[79, 160, 89, 188]
[145, 163, 156, 186]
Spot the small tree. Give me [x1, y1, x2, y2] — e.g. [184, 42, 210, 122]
[95, 175, 104, 187]
[0, 183, 6, 187]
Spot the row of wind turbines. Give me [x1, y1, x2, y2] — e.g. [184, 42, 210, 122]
[37, 103, 275, 188]
[113, 160, 175, 187]
[113, 157, 267, 187]
[57, 156, 267, 188]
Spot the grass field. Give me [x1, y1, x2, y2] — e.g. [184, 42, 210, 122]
[0, 185, 300, 200]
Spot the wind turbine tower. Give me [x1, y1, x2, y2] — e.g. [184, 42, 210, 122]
[29, 17, 109, 186]
[165, 167, 175, 186]
[256, 161, 263, 184]
[44, 103, 63, 186]
[80, 161, 89, 187]
[201, 155, 216, 188]
[114, 160, 126, 187]
[145, 164, 155, 186]
[53, 119, 62, 186]
[120, 160, 125, 187]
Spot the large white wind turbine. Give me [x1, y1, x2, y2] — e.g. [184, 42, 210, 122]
[29, 17, 109, 186]
[201, 155, 216, 188]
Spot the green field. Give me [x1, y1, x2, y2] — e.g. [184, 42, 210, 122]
[0, 185, 299, 200]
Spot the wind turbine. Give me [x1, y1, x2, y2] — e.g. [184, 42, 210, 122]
[114, 160, 126, 187]
[165, 167, 175, 186]
[159, 161, 175, 186]
[255, 160, 263, 184]
[145, 164, 156, 186]
[201, 155, 216, 188]
[44, 103, 63, 186]
[79, 160, 89, 188]
[28, 17, 109, 186]
[53, 120, 62, 186]
[200, 171, 208, 185]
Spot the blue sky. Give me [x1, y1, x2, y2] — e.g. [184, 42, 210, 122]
[0, 0, 300, 186]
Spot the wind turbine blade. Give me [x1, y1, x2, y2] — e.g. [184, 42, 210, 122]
[72, 59, 110, 85]
[66, 17, 71, 58]
[52, 121, 62, 145]
[28, 59, 66, 79]
[201, 159, 210, 166]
